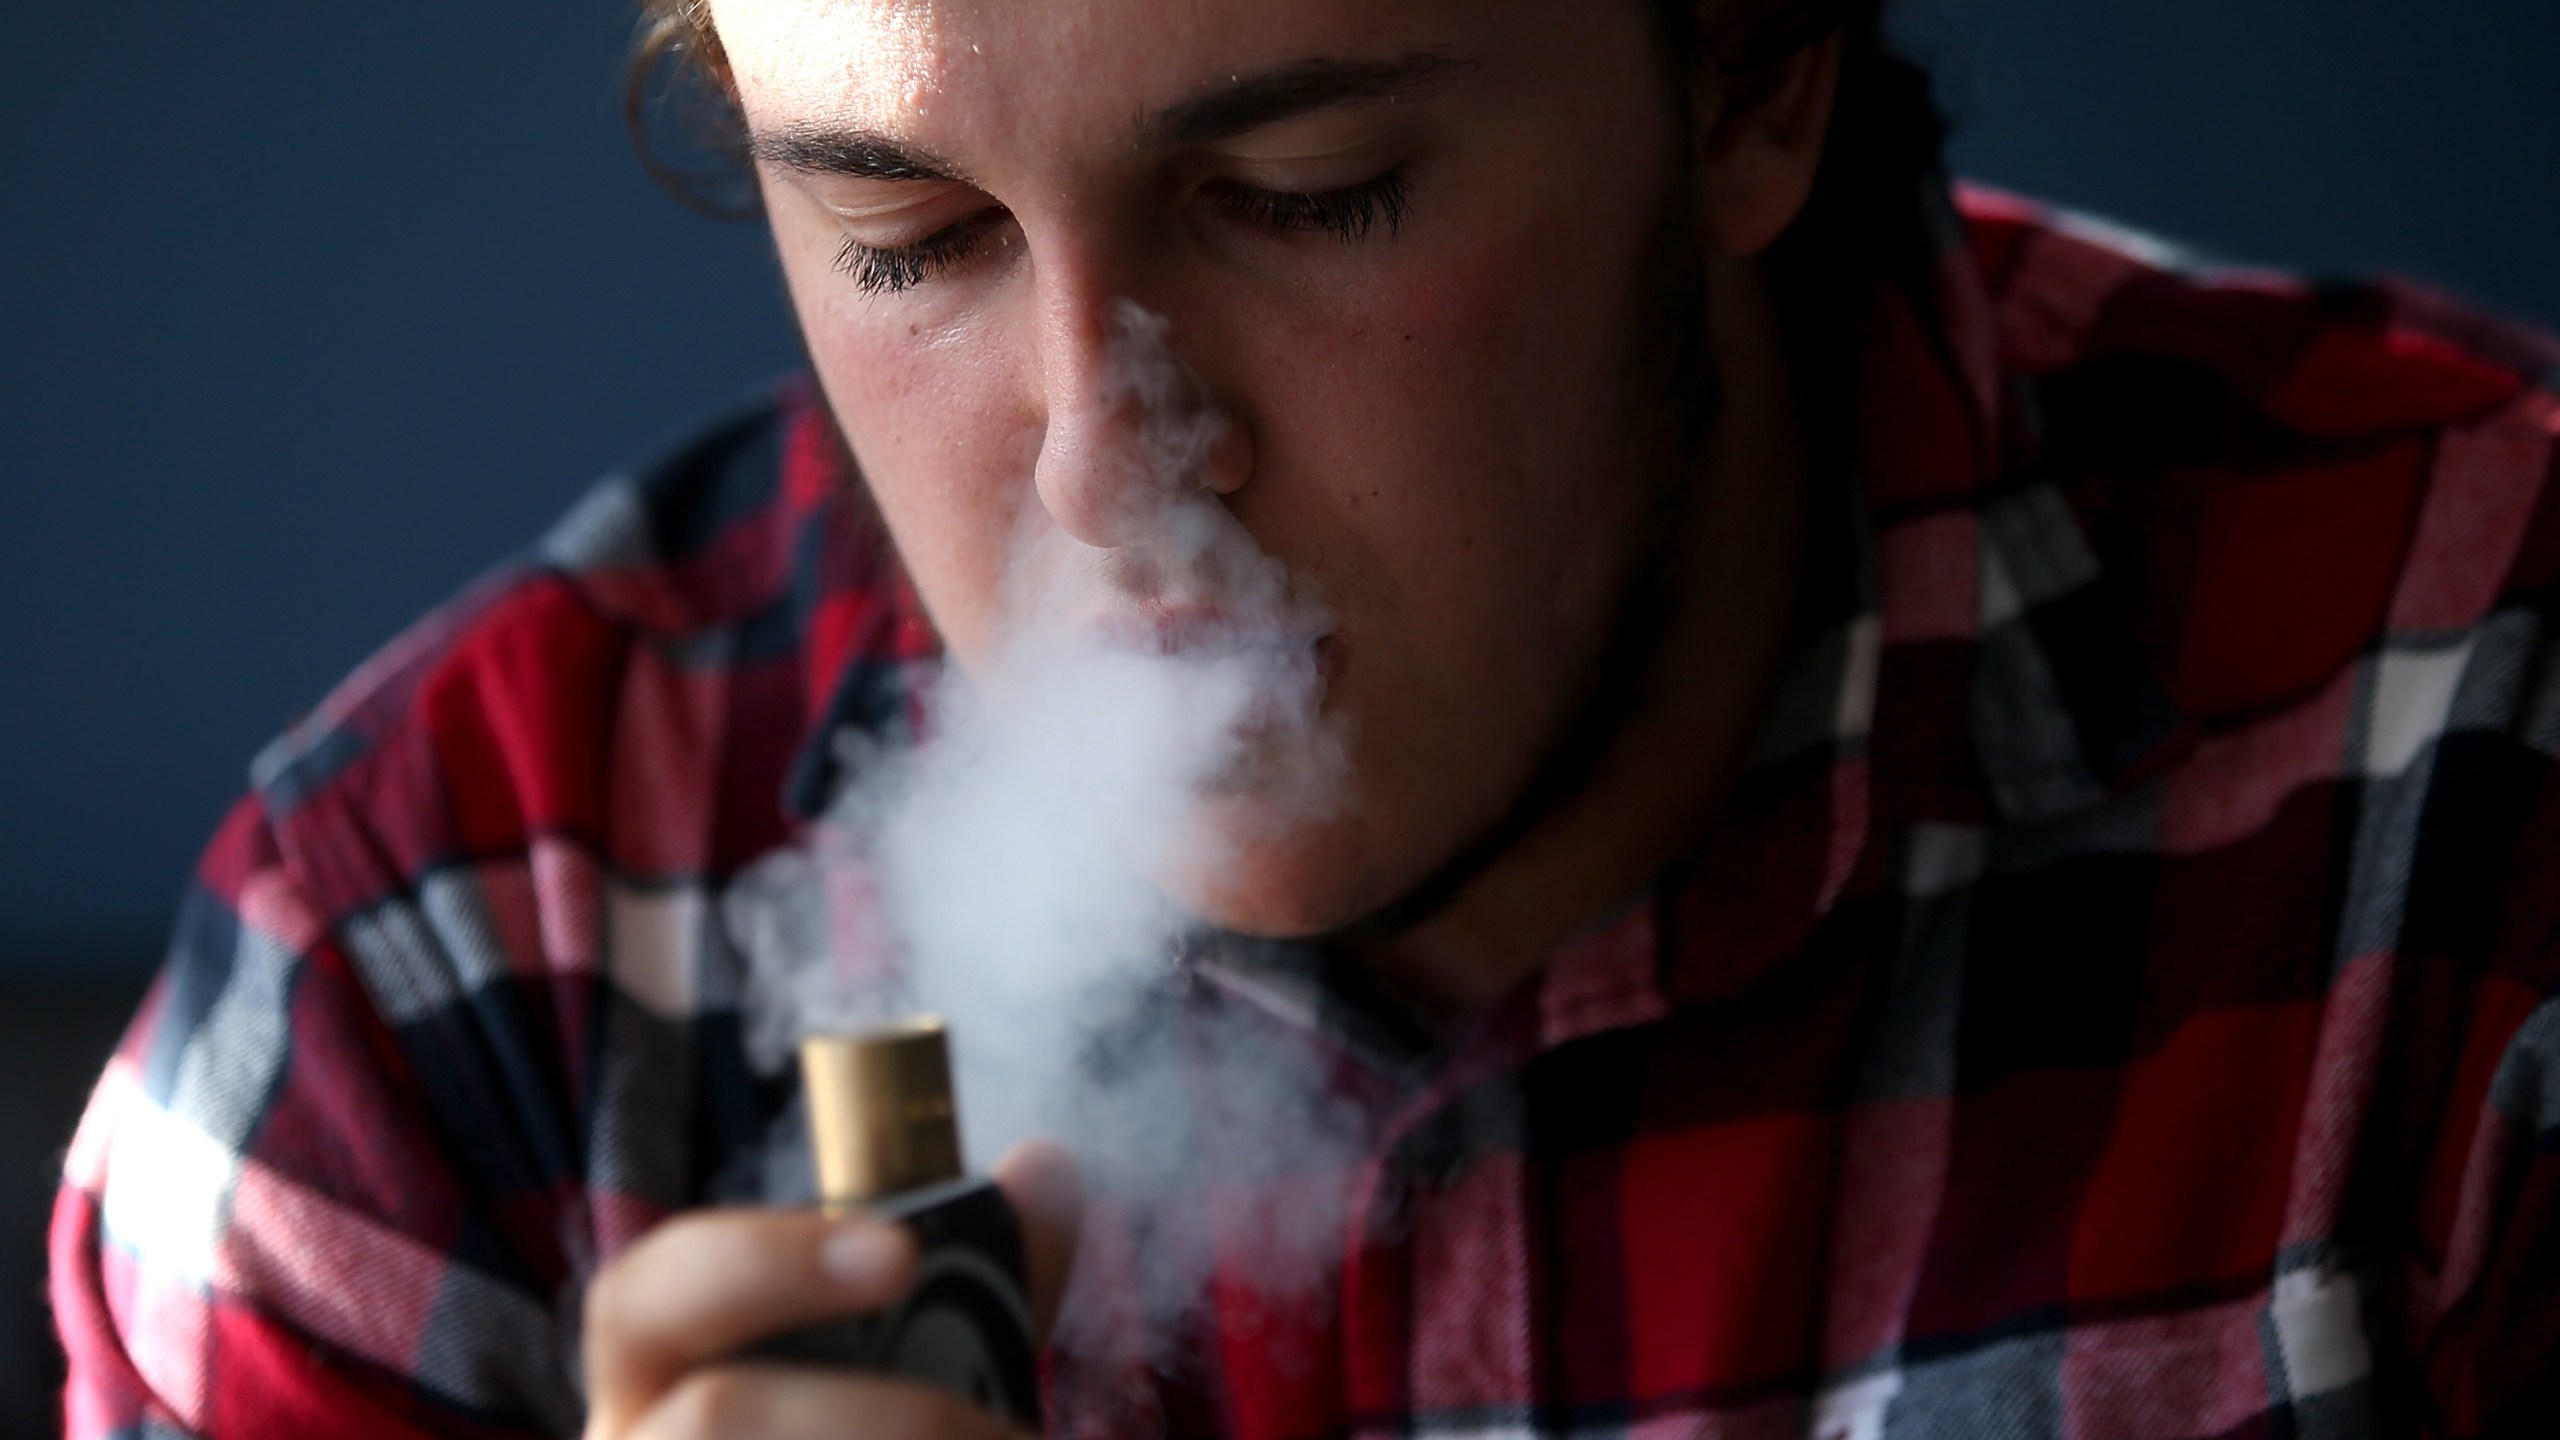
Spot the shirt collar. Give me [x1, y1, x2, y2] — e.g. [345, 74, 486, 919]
[1850, 177, 2193, 827]
[1523, 176, 2196, 1049]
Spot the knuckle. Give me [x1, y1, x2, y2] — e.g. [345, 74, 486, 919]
[582, 1253, 628, 1329]
[854, 1380, 1011, 1440]
[660, 1365, 765, 1438]
[582, 1209, 767, 1337]
[580, 1265, 632, 1363]
[582, 1216, 682, 1336]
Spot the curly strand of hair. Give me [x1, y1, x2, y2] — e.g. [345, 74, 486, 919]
[624, 0, 758, 219]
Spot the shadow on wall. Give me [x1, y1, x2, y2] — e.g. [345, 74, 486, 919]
[2, 969, 156, 1438]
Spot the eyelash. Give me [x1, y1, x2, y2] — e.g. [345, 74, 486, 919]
[832, 212, 1004, 296]
[1203, 169, 1412, 242]
[830, 169, 1413, 297]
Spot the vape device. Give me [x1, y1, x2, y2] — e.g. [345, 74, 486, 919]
[749, 1019, 1042, 1428]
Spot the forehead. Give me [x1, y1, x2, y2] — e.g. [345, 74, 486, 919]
[709, 0, 948, 121]
[710, 0, 1467, 136]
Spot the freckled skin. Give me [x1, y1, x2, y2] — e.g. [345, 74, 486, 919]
[714, 0, 1814, 988]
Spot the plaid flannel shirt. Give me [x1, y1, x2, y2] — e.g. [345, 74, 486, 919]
[52, 180, 2560, 1439]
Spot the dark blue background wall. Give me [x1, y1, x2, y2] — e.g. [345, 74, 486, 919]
[1, 1, 803, 976]
[3, 0, 2555, 984]
[1910, 0, 2556, 321]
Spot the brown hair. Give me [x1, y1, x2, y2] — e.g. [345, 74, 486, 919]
[624, 0, 751, 218]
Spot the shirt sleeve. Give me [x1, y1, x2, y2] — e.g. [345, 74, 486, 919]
[2412, 970, 2560, 1436]
[50, 796, 585, 1439]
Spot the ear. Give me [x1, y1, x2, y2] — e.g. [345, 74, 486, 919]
[1692, 29, 1846, 258]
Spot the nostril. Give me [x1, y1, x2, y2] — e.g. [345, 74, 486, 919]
[1189, 410, 1252, 498]
[1102, 301, 1245, 499]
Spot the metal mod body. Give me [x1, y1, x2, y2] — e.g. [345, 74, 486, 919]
[749, 1020, 1042, 1428]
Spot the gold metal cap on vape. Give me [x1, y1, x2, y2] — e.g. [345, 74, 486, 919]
[799, 1018, 964, 1209]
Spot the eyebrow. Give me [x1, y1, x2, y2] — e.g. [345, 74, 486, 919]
[746, 50, 1478, 184]
[1150, 51, 1479, 148]
[749, 129, 966, 183]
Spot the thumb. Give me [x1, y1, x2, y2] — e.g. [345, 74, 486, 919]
[992, 1139, 1084, 1341]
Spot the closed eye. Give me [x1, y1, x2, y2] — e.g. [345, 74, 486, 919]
[1205, 169, 1412, 242]
[832, 209, 1010, 295]
[831, 167, 1414, 296]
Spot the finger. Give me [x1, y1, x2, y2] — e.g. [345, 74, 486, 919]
[627, 1362, 1026, 1440]
[583, 1207, 917, 1437]
[992, 1140, 1084, 1340]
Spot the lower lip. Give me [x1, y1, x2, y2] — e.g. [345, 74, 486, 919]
[1122, 627, 1343, 706]
[1111, 617, 1327, 661]
[1091, 620, 1343, 703]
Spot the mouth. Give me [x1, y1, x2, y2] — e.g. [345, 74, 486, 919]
[1097, 605, 1329, 662]
[1078, 607, 1348, 798]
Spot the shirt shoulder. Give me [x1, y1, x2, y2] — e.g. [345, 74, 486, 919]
[1957, 184, 2560, 721]
[245, 375, 920, 924]
[50, 383, 928, 1436]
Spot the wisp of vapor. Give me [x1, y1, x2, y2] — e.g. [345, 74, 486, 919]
[726, 299, 1371, 1370]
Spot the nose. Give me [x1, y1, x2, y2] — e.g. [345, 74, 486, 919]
[1030, 282, 1248, 548]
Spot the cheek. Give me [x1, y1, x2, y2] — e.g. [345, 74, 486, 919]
[795, 284, 1032, 662]
[1213, 180, 1672, 888]
[1260, 215, 1660, 648]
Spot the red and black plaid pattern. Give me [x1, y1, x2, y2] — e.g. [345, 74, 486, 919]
[53, 180, 2560, 1438]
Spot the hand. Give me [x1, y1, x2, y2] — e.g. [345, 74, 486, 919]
[580, 1142, 1084, 1440]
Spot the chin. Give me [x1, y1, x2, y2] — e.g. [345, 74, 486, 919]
[1162, 800, 1392, 941]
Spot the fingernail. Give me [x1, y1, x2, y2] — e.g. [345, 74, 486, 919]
[820, 1222, 905, 1289]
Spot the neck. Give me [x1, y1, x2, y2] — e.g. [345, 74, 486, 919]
[1352, 255, 1810, 1015]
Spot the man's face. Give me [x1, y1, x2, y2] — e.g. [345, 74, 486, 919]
[718, 0, 1696, 937]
